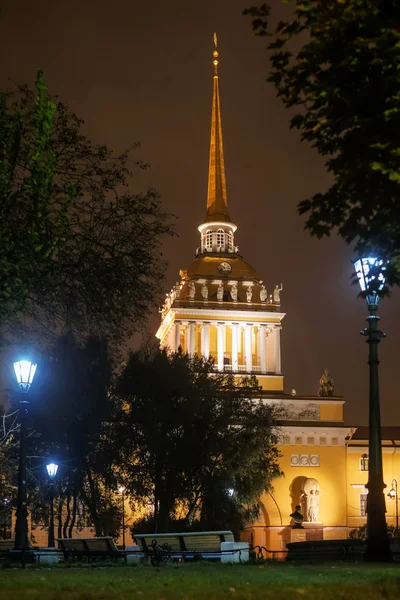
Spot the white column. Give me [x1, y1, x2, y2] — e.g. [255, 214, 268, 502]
[174, 321, 181, 352]
[188, 322, 196, 356]
[274, 324, 282, 374]
[266, 326, 274, 371]
[259, 325, 267, 374]
[217, 323, 224, 371]
[244, 324, 253, 372]
[201, 323, 210, 360]
[231, 324, 239, 372]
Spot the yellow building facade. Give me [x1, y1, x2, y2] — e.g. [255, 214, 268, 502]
[156, 38, 400, 555]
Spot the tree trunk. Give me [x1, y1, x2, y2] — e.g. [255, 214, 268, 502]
[154, 489, 158, 530]
[183, 489, 202, 527]
[63, 492, 71, 539]
[157, 489, 172, 533]
[83, 465, 102, 536]
[57, 497, 64, 539]
[68, 489, 77, 538]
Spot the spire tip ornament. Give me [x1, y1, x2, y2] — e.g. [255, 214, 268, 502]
[213, 32, 219, 75]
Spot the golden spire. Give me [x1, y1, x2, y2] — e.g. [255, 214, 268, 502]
[205, 33, 231, 223]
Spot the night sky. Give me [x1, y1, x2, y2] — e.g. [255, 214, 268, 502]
[1, 0, 399, 425]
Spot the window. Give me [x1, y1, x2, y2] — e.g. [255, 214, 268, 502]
[360, 493, 367, 517]
[360, 454, 369, 471]
[216, 229, 225, 251]
[205, 230, 212, 250]
[227, 231, 233, 252]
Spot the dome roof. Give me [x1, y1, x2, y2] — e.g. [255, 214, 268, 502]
[186, 255, 259, 282]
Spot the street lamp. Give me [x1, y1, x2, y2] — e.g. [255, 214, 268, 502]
[353, 257, 391, 561]
[387, 480, 398, 534]
[46, 463, 59, 547]
[118, 486, 126, 550]
[13, 359, 37, 555]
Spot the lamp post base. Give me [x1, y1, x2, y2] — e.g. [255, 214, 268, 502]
[363, 541, 392, 562]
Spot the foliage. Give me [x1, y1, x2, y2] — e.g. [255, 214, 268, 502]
[1, 77, 174, 346]
[244, 1, 400, 287]
[112, 348, 282, 534]
[0, 70, 73, 326]
[348, 524, 367, 539]
[349, 523, 399, 538]
[28, 334, 121, 537]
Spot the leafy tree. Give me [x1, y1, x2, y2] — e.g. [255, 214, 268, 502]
[30, 335, 121, 537]
[112, 349, 282, 534]
[244, 1, 400, 287]
[1, 79, 174, 346]
[0, 70, 73, 326]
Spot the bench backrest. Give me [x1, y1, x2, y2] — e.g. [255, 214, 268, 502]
[57, 538, 87, 552]
[184, 534, 228, 552]
[84, 538, 110, 552]
[135, 535, 182, 552]
[134, 531, 234, 553]
[56, 537, 118, 553]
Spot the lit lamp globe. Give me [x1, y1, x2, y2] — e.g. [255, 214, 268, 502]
[13, 360, 37, 393]
[46, 463, 59, 481]
[353, 257, 387, 310]
[388, 487, 396, 499]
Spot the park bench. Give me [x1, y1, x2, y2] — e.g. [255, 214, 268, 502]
[134, 530, 248, 565]
[57, 537, 128, 563]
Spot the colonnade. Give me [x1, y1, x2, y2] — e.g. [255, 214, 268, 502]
[166, 320, 282, 374]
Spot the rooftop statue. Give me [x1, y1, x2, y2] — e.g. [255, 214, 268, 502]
[318, 368, 334, 397]
[260, 285, 267, 303]
[273, 283, 283, 304]
[188, 281, 196, 300]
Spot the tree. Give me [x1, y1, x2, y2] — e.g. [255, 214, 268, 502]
[112, 349, 282, 534]
[1, 78, 174, 346]
[244, 1, 400, 287]
[0, 70, 73, 326]
[30, 335, 121, 537]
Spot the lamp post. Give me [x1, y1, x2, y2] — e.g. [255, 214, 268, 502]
[387, 480, 398, 534]
[119, 486, 126, 550]
[13, 360, 37, 554]
[46, 463, 58, 547]
[353, 257, 391, 561]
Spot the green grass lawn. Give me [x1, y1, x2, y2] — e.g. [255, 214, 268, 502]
[1, 562, 400, 599]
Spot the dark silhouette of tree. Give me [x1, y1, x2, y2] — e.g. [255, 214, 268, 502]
[1, 76, 174, 346]
[244, 1, 400, 287]
[0, 70, 74, 327]
[112, 349, 282, 533]
[31, 335, 121, 537]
